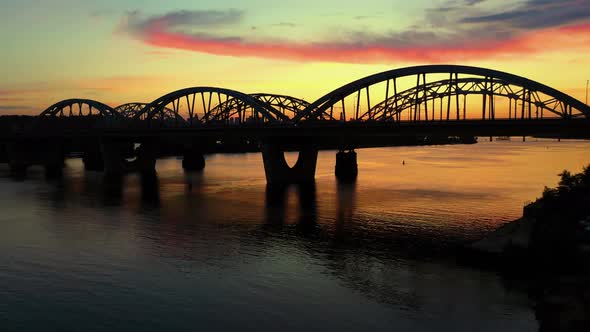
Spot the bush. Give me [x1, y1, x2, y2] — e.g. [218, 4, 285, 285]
[529, 165, 590, 267]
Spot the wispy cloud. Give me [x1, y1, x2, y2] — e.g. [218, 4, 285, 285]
[0, 97, 25, 103]
[117, 4, 590, 63]
[0, 87, 47, 97]
[461, 0, 590, 29]
[0, 105, 35, 112]
[119, 9, 244, 36]
[271, 22, 297, 28]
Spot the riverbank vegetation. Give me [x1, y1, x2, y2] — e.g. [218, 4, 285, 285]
[524, 166, 590, 268]
[471, 166, 590, 331]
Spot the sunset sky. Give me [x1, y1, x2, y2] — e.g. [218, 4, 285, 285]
[1, 0, 589, 115]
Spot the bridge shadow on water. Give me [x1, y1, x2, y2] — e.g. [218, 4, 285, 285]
[183, 170, 205, 194]
[26, 169, 163, 211]
[24, 165, 501, 261]
[262, 180, 359, 239]
[101, 172, 162, 209]
[334, 181, 357, 242]
[6, 165, 544, 330]
[263, 183, 320, 237]
[256, 179, 541, 321]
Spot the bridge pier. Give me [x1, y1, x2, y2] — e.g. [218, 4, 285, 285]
[6, 142, 32, 175]
[83, 143, 104, 171]
[182, 145, 206, 172]
[100, 140, 127, 176]
[0, 143, 8, 164]
[133, 141, 159, 175]
[335, 150, 358, 182]
[260, 141, 318, 185]
[42, 143, 65, 178]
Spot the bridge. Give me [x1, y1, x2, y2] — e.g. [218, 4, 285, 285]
[1, 65, 589, 184]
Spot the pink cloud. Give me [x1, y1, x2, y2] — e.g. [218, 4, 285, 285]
[152, 25, 589, 63]
[121, 11, 590, 63]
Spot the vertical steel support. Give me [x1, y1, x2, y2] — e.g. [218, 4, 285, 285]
[418, 104, 421, 121]
[447, 73, 452, 121]
[190, 94, 196, 125]
[514, 99, 518, 120]
[366, 86, 371, 120]
[463, 94, 467, 120]
[455, 73, 460, 120]
[415, 74, 420, 122]
[200, 93, 207, 123]
[432, 98, 436, 121]
[490, 78, 495, 120]
[423, 73, 428, 122]
[520, 88, 526, 120]
[355, 90, 361, 121]
[482, 77, 488, 120]
[394, 78, 399, 122]
[384, 79, 390, 121]
[527, 90, 533, 120]
[185, 95, 191, 121]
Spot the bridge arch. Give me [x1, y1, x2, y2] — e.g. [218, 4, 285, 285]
[206, 93, 310, 123]
[39, 99, 119, 118]
[294, 65, 590, 122]
[115, 102, 151, 118]
[115, 102, 187, 125]
[134, 87, 291, 126]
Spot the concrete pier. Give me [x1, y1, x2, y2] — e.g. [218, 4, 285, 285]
[335, 150, 358, 182]
[100, 141, 126, 175]
[42, 143, 65, 178]
[182, 146, 206, 171]
[0, 143, 8, 164]
[83, 143, 104, 171]
[6, 142, 32, 175]
[261, 142, 318, 185]
[134, 141, 159, 174]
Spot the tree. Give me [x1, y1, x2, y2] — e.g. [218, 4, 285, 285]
[558, 170, 578, 192]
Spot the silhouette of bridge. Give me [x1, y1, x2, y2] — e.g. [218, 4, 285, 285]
[2, 65, 589, 184]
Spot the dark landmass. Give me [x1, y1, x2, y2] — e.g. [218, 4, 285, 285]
[469, 167, 590, 332]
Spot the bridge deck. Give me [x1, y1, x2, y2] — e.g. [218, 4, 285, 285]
[8, 119, 590, 140]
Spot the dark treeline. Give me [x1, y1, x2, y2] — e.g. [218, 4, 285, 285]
[475, 167, 590, 332]
[523, 166, 590, 267]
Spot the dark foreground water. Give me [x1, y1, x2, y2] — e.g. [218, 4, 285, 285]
[2, 139, 590, 331]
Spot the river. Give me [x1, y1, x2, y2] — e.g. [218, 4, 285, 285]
[1, 138, 590, 331]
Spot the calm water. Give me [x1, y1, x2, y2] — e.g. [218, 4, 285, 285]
[2, 139, 590, 331]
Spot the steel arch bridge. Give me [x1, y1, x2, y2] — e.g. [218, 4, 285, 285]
[362, 77, 589, 122]
[251, 93, 310, 118]
[115, 103, 152, 118]
[293, 65, 590, 122]
[205, 93, 310, 123]
[133, 87, 291, 126]
[115, 103, 188, 125]
[39, 99, 119, 118]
